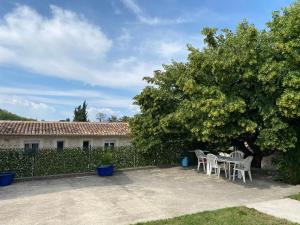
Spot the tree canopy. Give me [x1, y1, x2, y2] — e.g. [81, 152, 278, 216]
[73, 101, 88, 122]
[130, 1, 300, 155]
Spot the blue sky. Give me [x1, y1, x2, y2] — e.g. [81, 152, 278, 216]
[0, 0, 294, 121]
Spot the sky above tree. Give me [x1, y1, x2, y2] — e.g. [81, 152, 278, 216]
[0, 0, 294, 121]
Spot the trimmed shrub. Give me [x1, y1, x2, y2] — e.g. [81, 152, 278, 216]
[0, 146, 181, 178]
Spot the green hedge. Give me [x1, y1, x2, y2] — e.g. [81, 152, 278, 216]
[0, 146, 181, 178]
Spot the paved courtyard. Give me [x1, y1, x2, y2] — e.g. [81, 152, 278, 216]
[0, 167, 299, 225]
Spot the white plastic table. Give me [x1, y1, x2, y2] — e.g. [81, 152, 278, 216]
[207, 155, 242, 180]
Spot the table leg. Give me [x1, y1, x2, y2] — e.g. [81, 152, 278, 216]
[228, 162, 231, 180]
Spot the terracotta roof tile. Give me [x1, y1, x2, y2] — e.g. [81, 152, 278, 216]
[0, 121, 130, 136]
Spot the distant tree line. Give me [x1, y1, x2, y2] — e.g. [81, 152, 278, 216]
[0, 108, 33, 121]
[72, 101, 130, 122]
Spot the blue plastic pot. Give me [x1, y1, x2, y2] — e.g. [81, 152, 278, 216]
[0, 172, 15, 186]
[97, 165, 114, 176]
[181, 157, 189, 167]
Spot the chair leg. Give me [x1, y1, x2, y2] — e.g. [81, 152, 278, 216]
[203, 160, 206, 172]
[224, 163, 227, 178]
[197, 161, 200, 171]
[233, 169, 236, 181]
[248, 170, 252, 182]
[242, 171, 246, 183]
[218, 167, 220, 178]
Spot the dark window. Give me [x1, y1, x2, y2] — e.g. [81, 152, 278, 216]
[57, 141, 64, 150]
[104, 141, 115, 149]
[83, 140, 90, 149]
[24, 143, 39, 152]
[32, 143, 39, 151]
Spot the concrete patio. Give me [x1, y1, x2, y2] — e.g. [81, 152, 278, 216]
[0, 167, 299, 225]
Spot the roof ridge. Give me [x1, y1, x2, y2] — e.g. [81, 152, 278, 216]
[0, 121, 130, 136]
[0, 120, 129, 124]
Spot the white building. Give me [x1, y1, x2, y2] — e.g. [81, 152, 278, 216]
[0, 121, 130, 150]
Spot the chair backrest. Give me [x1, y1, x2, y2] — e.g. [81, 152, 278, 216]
[240, 156, 253, 170]
[219, 152, 230, 157]
[228, 146, 235, 151]
[230, 150, 244, 159]
[194, 149, 205, 159]
[207, 153, 218, 168]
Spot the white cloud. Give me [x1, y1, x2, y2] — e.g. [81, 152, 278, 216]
[116, 28, 132, 49]
[136, 39, 187, 60]
[10, 97, 56, 113]
[0, 85, 140, 121]
[0, 86, 134, 108]
[0, 95, 56, 120]
[120, 0, 180, 25]
[129, 104, 140, 114]
[0, 5, 151, 88]
[154, 41, 187, 59]
[120, 0, 225, 26]
[87, 107, 121, 121]
[121, 0, 142, 15]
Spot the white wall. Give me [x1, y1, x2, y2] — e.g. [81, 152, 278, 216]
[0, 135, 131, 149]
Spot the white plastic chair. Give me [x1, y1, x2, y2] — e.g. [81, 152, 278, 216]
[207, 154, 227, 178]
[230, 150, 244, 159]
[233, 156, 253, 183]
[229, 151, 244, 178]
[194, 150, 207, 172]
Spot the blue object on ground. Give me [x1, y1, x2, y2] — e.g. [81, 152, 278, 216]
[97, 165, 114, 176]
[181, 157, 189, 167]
[0, 172, 15, 186]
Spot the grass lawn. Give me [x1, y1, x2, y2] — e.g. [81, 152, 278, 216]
[289, 193, 300, 201]
[134, 207, 297, 225]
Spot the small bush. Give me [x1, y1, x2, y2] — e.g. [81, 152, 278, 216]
[275, 146, 300, 184]
[100, 152, 113, 165]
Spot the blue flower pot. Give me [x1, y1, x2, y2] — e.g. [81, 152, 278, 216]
[97, 165, 114, 176]
[0, 172, 15, 186]
[181, 157, 189, 167]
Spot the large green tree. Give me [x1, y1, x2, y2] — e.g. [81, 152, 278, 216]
[131, 1, 300, 159]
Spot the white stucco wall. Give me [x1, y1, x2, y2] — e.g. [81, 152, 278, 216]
[0, 135, 131, 149]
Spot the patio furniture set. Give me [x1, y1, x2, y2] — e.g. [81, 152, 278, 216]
[194, 149, 253, 183]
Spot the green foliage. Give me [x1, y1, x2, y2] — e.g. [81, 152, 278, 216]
[0, 149, 34, 177]
[100, 152, 113, 165]
[108, 115, 118, 122]
[289, 193, 300, 201]
[0, 108, 32, 121]
[0, 146, 180, 178]
[73, 100, 88, 122]
[274, 126, 300, 184]
[131, 1, 300, 159]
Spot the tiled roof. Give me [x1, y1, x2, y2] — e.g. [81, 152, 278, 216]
[0, 121, 130, 136]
